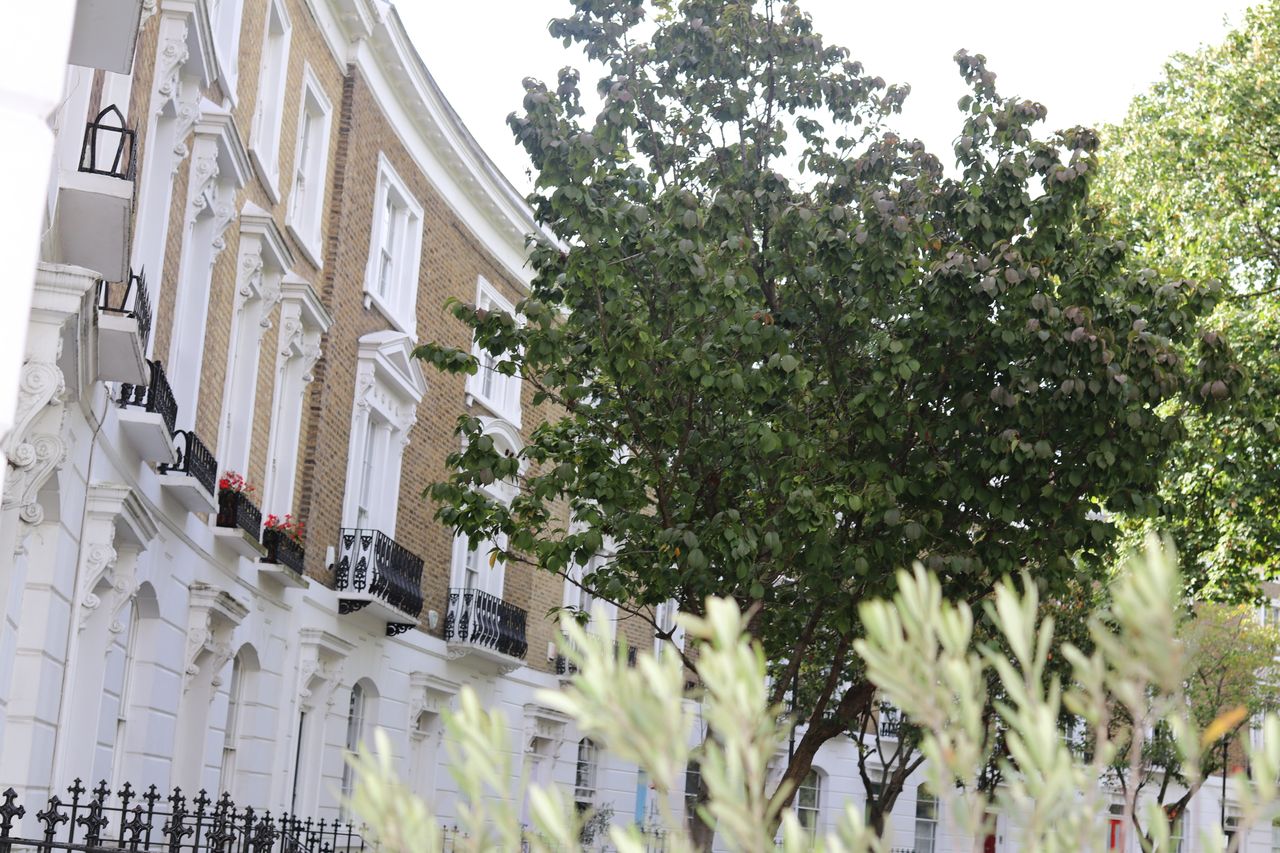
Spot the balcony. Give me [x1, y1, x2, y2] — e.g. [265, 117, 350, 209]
[555, 641, 638, 679]
[445, 588, 528, 669]
[158, 430, 218, 513]
[117, 360, 178, 463]
[57, 105, 135, 282]
[878, 705, 904, 739]
[334, 528, 424, 632]
[68, 0, 145, 73]
[95, 270, 150, 384]
[260, 527, 308, 588]
[213, 488, 264, 559]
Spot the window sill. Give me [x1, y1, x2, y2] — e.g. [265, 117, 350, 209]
[362, 288, 416, 338]
[286, 220, 323, 269]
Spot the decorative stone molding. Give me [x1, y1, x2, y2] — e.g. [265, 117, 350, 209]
[183, 583, 249, 686]
[152, 17, 190, 109]
[2, 265, 98, 529]
[407, 672, 459, 742]
[75, 483, 157, 632]
[521, 703, 571, 760]
[296, 628, 353, 711]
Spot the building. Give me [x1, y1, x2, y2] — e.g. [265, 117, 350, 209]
[0, 0, 661, 840]
[0, 1, 1271, 851]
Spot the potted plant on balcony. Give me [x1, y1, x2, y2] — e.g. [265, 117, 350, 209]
[262, 513, 306, 573]
[216, 471, 257, 532]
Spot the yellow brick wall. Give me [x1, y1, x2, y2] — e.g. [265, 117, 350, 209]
[123, 0, 657, 672]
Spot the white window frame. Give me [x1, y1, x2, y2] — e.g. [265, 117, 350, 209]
[655, 600, 686, 659]
[286, 64, 333, 267]
[363, 154, 423, 335]
[247, 0, 292, 201]
[795, 770, 821, 833]
[574, 737, 599, 808]
[564, 552, 618, 632]
[466, 277, 522, 428]
[449, 419, 521, 596]
[914, 786, 938, 853]
[339, 682, 367, 809]
[341, 332, 427, 535]
[218, 213, 292, 476]
[261, 276, 330, 517]
[219, 654, 245, 797]
[210, 0, 246, 98]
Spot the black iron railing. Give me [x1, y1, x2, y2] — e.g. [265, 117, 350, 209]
[555, 642, 637, 675]
[334, 528, 424, 620]
[0, 781, 367, 853]
[262, 528, 305, 574]
[445, 588, 528, 660]
[97, 269, 152, 352]
[118, 359, 178, 437]
[159, 430, 217, 496]
[79, 104, 137, 180]
[216, 489, 262, 540]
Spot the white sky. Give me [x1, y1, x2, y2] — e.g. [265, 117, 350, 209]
[397, 1, 1252, 193]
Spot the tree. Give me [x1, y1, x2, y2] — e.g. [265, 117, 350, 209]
[1096, 1, 1280, 595]
[350, 546, 1280, 853]
[416, 1, 1237, 844]
[1106, 603, 1280, 850]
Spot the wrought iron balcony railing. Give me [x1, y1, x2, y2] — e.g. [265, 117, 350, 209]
[216, 488, 261, 541]
[0, 780, 367, 853]
[879, 705, 903, 739]
[97, 269, 151, 352]
[79, 104, 136, 180]
[555, 641, 637, 675]
[159, 430, 217, 496]
[262, 527, 305, 574]
[445, 588, 528, 660]
[335, 528, 425, 619]
[118, 359, 177, 436]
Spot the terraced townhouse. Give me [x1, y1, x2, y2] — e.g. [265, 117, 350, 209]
[0, 2, 1275, 852]
[0, 0, 666, 846]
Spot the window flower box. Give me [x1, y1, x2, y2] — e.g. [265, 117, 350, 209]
[213, 472, 264, 559]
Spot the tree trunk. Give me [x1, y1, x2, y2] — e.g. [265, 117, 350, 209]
[689, 774, 715, 851]
[769, 680, 877, 826]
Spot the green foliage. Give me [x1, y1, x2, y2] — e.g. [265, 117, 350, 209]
[415, 0, 1236, 821]
[348, 541, 1280, 853]
[1107, 599, 1280, 840]
[1097, 2, 1280, 594]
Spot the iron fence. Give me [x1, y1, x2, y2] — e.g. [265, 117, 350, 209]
[0, 781, 367, 853]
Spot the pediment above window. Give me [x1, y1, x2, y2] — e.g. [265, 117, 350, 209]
[357, 330, 427, 404]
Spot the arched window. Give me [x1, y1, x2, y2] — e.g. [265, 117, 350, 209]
[795, 770, 821, 833]
[914, 785, 938, 853]
[574, 737, 599, 811]
[340, 682, 368, 806]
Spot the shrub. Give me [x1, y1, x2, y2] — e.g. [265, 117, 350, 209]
[347, 538, 1280, 852]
